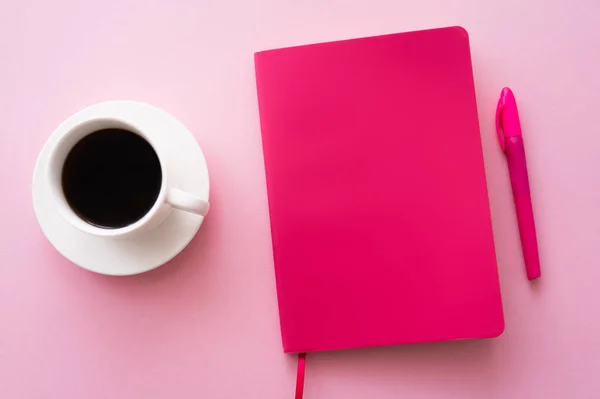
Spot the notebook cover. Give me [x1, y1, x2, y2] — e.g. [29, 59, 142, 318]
[254, 26, 504, 353]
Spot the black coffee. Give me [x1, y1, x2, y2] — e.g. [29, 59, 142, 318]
[61, 128, 162, 229]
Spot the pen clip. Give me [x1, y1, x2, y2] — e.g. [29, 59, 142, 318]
[495, 96, 506, 152]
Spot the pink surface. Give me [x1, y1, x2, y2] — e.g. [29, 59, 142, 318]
[1, 1, 599, 398]
[255, 27, 503, 354]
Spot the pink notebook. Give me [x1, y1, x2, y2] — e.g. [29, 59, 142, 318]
[255, 27, 504, 354]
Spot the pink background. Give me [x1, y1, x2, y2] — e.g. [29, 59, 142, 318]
[1, 0, 599, 398]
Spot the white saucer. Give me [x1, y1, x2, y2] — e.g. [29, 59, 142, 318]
[32, 101, 209, 276]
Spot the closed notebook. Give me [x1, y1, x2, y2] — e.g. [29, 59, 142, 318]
[254, 26, 504, 354]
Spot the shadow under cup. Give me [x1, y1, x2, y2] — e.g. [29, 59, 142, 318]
[47, 119, 166, 233]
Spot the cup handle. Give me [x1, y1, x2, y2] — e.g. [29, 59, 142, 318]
[167, 188, 209, 216]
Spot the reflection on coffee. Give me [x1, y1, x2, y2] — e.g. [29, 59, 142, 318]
[61, 129, 162, 228]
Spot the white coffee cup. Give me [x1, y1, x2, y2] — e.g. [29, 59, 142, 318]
[45, 116, 209, 239]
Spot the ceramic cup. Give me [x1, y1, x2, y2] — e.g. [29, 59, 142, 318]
[45, 115, 209, 239]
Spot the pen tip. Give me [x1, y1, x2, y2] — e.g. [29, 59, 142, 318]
[499, 87, 516, 106]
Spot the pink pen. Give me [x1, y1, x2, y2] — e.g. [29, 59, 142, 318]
[496, 87, 541, 280]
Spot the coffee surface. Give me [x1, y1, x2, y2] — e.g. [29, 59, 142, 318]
[61, 128, 162, 228]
